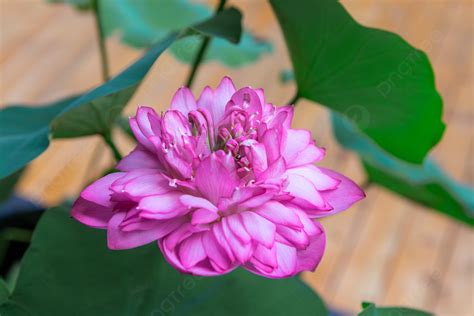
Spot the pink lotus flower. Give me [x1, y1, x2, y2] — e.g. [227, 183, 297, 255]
[72, 77, 364, 278]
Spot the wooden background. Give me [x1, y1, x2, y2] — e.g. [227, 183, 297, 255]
[0, 0, 472, 314]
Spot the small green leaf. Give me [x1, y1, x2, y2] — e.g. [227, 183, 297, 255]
[1, 208, 328, 316]
[100, 0, 272, 67]
[270, 0, 444, 163]
[332, 113, 474, 226]
[0, 95, 80, 178]
[187, 7, 242, 44]
[359, 302, 432, 316]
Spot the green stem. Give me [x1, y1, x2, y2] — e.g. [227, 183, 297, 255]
[288, 92, 300, 106]
[185, 0, 227, 88]
[103, 132, 122, 162]
[92, 0, 110, 82]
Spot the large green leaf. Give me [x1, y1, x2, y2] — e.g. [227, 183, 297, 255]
[332, 113, 474, 226]
[270, 0, 444, 163]
[0, 208, 328, 316]
[185, 7, 241, 43]
[359, 302, 432, 316]
[0, 279, 9, 305]
[101, 0, 272, 67]
[0, 96, 79, 178]
[0, 8, 242, 179]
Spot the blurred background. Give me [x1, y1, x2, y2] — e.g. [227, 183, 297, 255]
[0, 0, 472, 314]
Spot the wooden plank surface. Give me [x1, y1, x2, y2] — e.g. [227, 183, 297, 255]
[1, 1, 472, 314]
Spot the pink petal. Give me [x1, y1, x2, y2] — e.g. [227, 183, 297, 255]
[213, 150, 236, 173]
[276, 226, 310, 249]
[202, 231, 233, 272]
[116, 145, 161, 171]
[230, 87, 263, 117]
[207, 76, 236, 123]
[261, 129, 281, 164]
[180, 195, 217, 212]
[274, 242, 298, 276]
[159, 237, 231, 276]
[258, 157, 286, 181]
[189, 108, 214, 151]
[161, 148, 193, 179]
[129, 108, 160, 152]
[80, 173, 124, 207]
[195, 153, 239, 205]
[161, 110, 192, 143]
[226, 214, 251, 243]
[285, 165, 340, 191]
[249, 142, 268, 177]
[273, 105, 293, 128]
[222, 217, 253, 263]
[318, 167, 365, 216]
[254, 88, 266, 106]
[179, 234, 207, 268]
[197, 77, 236, 125]
[110, 169, 153, 193]
[107, 212, 183, 250]
[245, 242, 298, 278]
[191, 208, 219, 225]
[225, 186, 264, 206]
[163, 223, 193, 251]
[122, 173, 171, 200]
[295, 220, 325, 273]
[286, 173, 329, 210]
[139, 192, 188, 219]
[255, 201, 303, 229]
[136, 106, 160, 138]
[237, 189, 274, 210]
[197, 86, 221, 125]
[121, 216, 184, 234]
[170, 87, 197, 115]
[240, 212, 276, 248]
[71, 197, 113, 228]
[281, 129, 325, 167]
[252, 243, 278, 270]
[211, 222, 236, 262]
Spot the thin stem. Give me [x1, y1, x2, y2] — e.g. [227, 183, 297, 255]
[185, 0, 227, 88]
[288, 92, 300, 106]
[103, 132, 122, 162]
[92, 0, 110, 82]
[185, 37, 210, 88]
